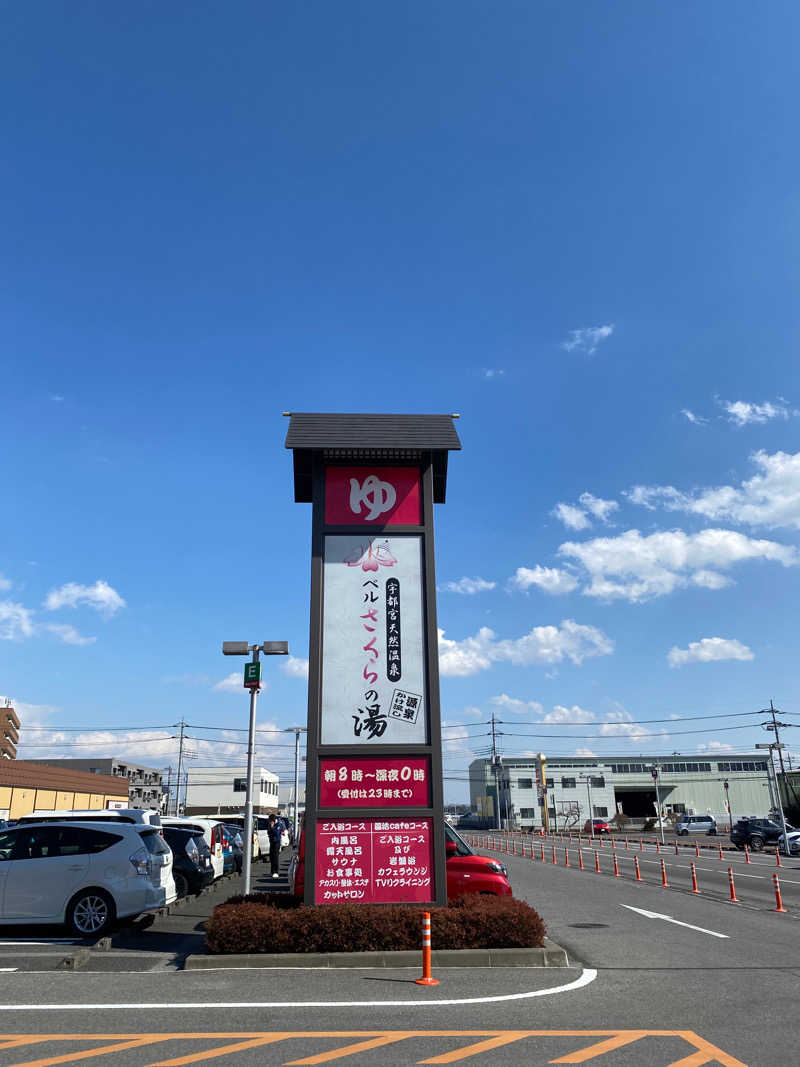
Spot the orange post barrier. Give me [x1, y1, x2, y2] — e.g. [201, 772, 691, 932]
[718, 842, 723, 860]
[674, 841, 679, 855]
[564, 848, 570, 867]
[513, 839, 517, 856]
[625, 837, 629, 851]
[578, 847, 584, 870]
[639, 838, 644, 852]
[695, 842, 700, 858]
[594, 850, 601, 874]
[415, 912, 439, 986]
[776, 849, 782, 868]
[634, 856, 642, 882]
[744, 845, 750, 864]
[690, 862, 700, 894]
[773, 872, 787, 913]
[727, 867, 739, 903]
[540, 843, 545, 862]
[551, 845, 557, 864]
[613, 853, 620, 878]
[656, 840, 661, 854]
[660, 858, 669, 887]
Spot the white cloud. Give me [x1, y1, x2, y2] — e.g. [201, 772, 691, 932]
[508, 566, 578, 595]
[0, 601, 35, 641]
[281, 656, 309, 679]
[483, 369, 505, 379]
[438, 620, 614, 677]
[628, 450, 800, 530]
[490, 694, 544, 716]
[561, 324, 615, 355]
[552, 494, 617, 532]
[723, 399, 790, 426]
[579, 493, 619, 523]
[542, 704, 595, 724]
[0, 696, 59, 726]
[44, 580, 126, 618]
[668, 637, 754, 668]
[599, 709, 661, 744]
[690, 569, 732, 590]
[0, 574, 11, 592]
[50, 394, 65, 403]
[553, 503, 591, 530]
[558, 527, 796, 602]
[212, 672, 270, 695]
[440, 577, 496, 595]
[44, 623, 96, 646]
[574, 747, 597, 757]
[681, 409, 708, 425]
[697, 741, 734, 754]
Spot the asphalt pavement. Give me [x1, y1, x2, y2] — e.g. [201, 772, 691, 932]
[0, 837, 794, 1065]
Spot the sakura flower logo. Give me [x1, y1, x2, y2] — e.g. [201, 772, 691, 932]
[345, 539, 398, 572]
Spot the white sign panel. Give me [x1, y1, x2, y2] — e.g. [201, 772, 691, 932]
[321, 535, 427, 745]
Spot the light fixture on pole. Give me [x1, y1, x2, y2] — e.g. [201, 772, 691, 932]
[646, 764, 665, 845]
[222, 640, 289, 895]
[284, 727, 307, 841]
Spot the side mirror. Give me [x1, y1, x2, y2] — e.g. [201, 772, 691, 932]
[445, 840, 458, 857]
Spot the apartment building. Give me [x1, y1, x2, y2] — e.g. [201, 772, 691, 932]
[1, 703, 20, 759]
[34, 757, 163, 809]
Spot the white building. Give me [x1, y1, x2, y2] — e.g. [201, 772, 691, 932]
[470, 753, 775, 831]
[184, 765, 279, 816]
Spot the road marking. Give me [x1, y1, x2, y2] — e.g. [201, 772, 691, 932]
[0, 968, 597, 1011]
[0, 1032, 746, 1067]
[620, 905, 729, 938]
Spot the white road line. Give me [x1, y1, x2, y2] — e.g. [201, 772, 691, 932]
[0, 940, 80, 946]
[619, 905, 729, 938]
[0, 968, 597, 1011]
[0, 969, 17, 972]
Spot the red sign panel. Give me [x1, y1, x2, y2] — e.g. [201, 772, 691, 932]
[320, 756, 431, 808]
[325, 467, 421, 526]
[315, 817, 433, 904]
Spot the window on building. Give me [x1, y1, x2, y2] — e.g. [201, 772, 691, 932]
[592, 805, 608, 817]
[233, 778, 246, 792]
[517, 778, 533, 789]
[591, 776, 605, 788]
[561, 777, 576, 789]
[519, 808, 536, 819]
[546, 778, 554, 788]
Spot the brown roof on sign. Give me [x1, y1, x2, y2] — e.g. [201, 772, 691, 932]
[284, 413, 461, 503]
[285, 412, 462, 452]
[0, 761, 129, 796]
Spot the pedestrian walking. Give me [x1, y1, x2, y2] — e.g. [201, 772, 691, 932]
[267, 813, 282, 879]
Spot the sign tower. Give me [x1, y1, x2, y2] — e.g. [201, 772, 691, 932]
[286, 413, 461, 906]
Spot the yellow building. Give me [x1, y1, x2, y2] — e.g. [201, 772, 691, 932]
[0, 761, 129, 820]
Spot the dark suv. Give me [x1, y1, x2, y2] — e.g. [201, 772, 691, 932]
[162, 826, 214, 897]
[730, 817, 793, 852]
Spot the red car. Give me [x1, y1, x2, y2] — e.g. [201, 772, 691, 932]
[289, 821, 512, 901]
[583, 818, 611, 835]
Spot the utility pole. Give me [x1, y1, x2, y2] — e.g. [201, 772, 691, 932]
[490, 714, 501, 830]
[174, 719, 186, 816]
[579, 773, 594, 837]
[284, 727, 307, 841]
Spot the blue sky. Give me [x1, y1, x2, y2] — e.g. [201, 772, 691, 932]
[3, 2, 800, 801]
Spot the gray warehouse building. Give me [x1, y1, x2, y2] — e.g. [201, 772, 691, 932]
[469, 753, 775, 831]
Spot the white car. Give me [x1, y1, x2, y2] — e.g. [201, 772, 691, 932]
[0, 821, 175, 936]
[778, 830, 800, 856]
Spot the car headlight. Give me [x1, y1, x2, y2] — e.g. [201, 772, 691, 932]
[485, 861, 508, 876]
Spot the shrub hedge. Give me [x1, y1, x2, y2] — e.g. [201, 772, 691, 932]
[205, 894, 545, 955]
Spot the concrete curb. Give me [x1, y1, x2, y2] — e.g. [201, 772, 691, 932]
[184, 937, 568, 970]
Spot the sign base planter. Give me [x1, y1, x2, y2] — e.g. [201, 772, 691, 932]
[185, 939, 570, 970]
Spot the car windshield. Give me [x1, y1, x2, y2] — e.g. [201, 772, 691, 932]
[445, 823, 473, 856]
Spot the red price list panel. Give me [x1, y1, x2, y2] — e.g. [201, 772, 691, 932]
[314, 818, 433, 904]
[319, 756, 431, 808]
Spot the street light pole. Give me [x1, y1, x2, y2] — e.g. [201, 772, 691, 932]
[284, 727, 307, 841]
[756, 742, 791, 854]
[222, 640, 289, 895]
[648, 764, 664, 845]
[579, 773, 594, 838]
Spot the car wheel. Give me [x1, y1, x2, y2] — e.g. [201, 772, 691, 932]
[173, 871, 189, 899]
[749, 835, 764, 852]
[67, 889, 115, 937]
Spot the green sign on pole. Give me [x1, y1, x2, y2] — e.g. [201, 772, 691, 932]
[243, 661, 261, 689]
